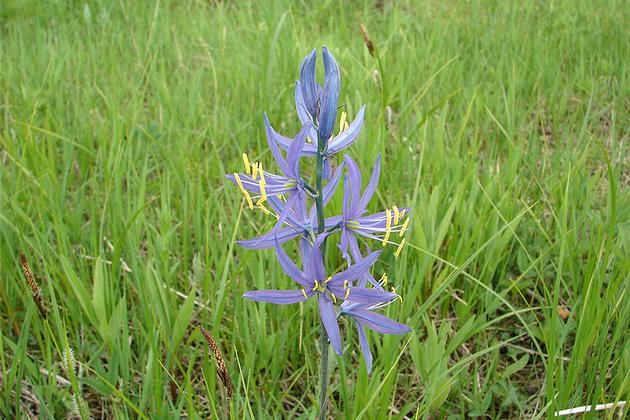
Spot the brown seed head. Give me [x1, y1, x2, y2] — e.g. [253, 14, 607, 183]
[19, 254, 47, 319]
[200, 326, 233, 398]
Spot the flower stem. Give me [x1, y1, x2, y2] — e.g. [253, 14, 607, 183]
[315, 137, 329, 419]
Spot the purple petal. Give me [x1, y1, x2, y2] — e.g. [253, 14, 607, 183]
[299, 49, 319, 116]
[352, 310, 411, 335]
[275, 241, 309, 287]
[357, 154, 381, 214]
[244, 289, 310, 304]
[318, 47, 340, 143]
[295, 81, 319, 142]
[356, 323, 373, 374]
[319, 294, 342, 355]
[343, 155, 361, 211]
[330, 250, 381, 285]
[327, 105, 366, 155]
[322, 161, 345, 205]
[237, 226, 300, 249]
[264, 113, 291, 174]
[337, 229, 351, 264]
[308, 233, 329, 281]
[342, 175, 352, 217]
[287, 122, 310, 178]
[331, 287, 397, 305]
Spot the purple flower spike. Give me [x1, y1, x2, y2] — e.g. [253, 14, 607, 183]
[228, 48, 411, 383]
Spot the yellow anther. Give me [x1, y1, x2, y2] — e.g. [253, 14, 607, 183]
[390, 286, 397, 294]
[339, 111, 347, 134]
[399, 208, 406, 219]
[397, 295, 404, 303]
[394, 238, 407, 258]
[331, 293, 337, 304]
[380, 273, 388, 286]
[251, 162, 259, 180]
[344, 288, 350, 299]
[306, 136, 313, 144]
[382, 208, 392, 246]
[393, 205, 400, 224]
[399, 218, 410, 237]
[343, 280, 348, 289]
[312, 280, 320, 291]
[324, 277, 332, 284]
[256, 165, 267, 206]
[242, 153, 251, 175]
[301, 288, 308, 299]
[234, 173, 254, 209]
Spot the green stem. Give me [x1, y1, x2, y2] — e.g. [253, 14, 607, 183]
[315, 136, 329, 419]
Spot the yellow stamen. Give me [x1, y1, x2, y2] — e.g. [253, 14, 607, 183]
[390, 286, 397, 294]
[344, 288, 350, 299]
[301, 288, 308, 299]
[399, 209, 406, 219]
[306, 136, 313, 144]
[242, 153, 251, 175]
[393, 205, 400, 224]
[399, 218, 410, 237]
[312, 280, 319, 291]
[380, 273, 388, 286]
[339, 111, 347, 134]
[233, 173, 254, 209]
[382, 208, 392, 246]
[397, 295, 404, 303]
[256, 164, 267, 206]
[331, 293, 337, 304]
[324, 277, 332, 284]
[343, 280, 348, 289]
[251, 162, 259, 180]
[394, 238, 406, 258]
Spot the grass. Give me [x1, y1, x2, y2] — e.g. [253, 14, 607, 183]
[1, 0, 628, 418]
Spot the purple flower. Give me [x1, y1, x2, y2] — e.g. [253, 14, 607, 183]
[243, 235, 397, 355]
[236, 162, 345, 249]
[340, 299, 411, 374]
[226, 120, 312, 211]
[338, 155, 411, 264]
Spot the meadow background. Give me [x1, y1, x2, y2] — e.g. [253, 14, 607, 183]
[1, 0, 628, 418]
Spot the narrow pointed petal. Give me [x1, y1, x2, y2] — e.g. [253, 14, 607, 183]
[318, 47, 340, 143]
[295, 81, 320, 142]
[319, 294, 343, 355]
[338, 229, 351, 263]
[352, 310, 412, 335]
[330, 250, 381, 285]
[264, 113, 292, 174]
[275, 241, 309, 287]
[342, 175, 352, 217]
[327, 106, 366, 154]
[330, 287, 397, 305]
[343, 155, 362, 210]
[357, 323, 373, 374]
[299, 49, 319, 116]
[237, 227, 300, 249]
[322, 161, 345, 205]
[357, 154, 381, 214]
[309, 233, 330, 281]
[287, 122, 310, 178]
[244, 289, 310, 304]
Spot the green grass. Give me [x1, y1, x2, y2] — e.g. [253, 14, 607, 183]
[1, 0, 629, 418]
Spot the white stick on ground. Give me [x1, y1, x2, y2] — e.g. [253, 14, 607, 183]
[554, 400, 626, 416]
